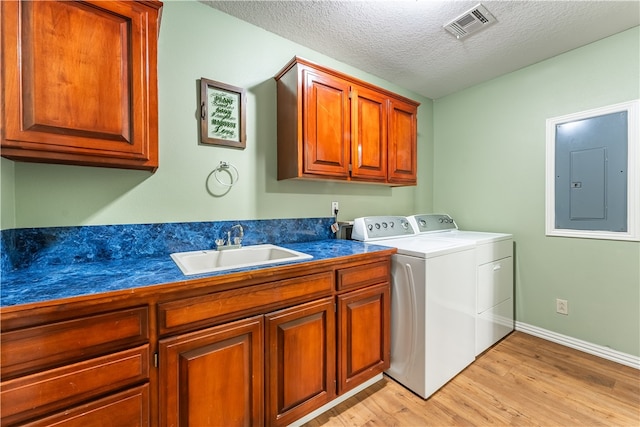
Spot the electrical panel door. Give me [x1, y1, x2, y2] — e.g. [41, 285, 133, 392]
[555, 111, 628, 232]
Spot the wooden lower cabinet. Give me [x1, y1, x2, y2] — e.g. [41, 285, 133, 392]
[1, 253, 393, 426]
[158, 315, 264, 427]
[265, 298, 336, 426]
[158, 299, 336, 427]
[337, 283, 390, 394]
[159, 288, 388, 426]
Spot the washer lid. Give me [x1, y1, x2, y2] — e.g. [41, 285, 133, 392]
[408, 214, 512, 243]
[425, 230, 513, 244]
[371, 236, 475, 258]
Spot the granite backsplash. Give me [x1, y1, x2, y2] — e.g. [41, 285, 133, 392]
[1, 217, 336, 273]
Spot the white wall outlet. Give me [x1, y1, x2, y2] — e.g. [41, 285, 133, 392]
[331, 201, 339, 217]
[556, 298, 569, 315]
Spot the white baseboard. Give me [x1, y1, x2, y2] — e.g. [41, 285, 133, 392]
[516, 321, 640, 370]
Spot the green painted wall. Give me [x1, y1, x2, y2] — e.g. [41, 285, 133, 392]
[0, 0, 433, 229]
[434, 27, 640, 356]
[0, 159, 14, 229]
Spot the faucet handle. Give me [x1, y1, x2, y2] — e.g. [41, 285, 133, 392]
[232, 224, 244, 238]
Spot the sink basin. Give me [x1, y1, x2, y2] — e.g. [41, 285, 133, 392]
[170, 244, 313, 276]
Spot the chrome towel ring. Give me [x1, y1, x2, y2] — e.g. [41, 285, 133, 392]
[214, 161, 239, 187]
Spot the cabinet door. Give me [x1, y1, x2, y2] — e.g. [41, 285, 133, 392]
[302, 69, 351, 178]
[159, 315, 263, 427]
[351, 86, 388, 182]
[265, 297, 336, 427]
[337, 283, 390, 394]
[387, 98, 418, 184]
[0, 0, 160, 171]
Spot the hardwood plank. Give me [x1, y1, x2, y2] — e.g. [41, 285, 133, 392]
[305, 332, 640, 426]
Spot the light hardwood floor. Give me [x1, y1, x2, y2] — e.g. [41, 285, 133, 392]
[304, 332, 640, 426]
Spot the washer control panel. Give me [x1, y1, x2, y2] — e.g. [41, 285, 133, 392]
[408, 214, 458, 233]
[352, 216, 415, 241]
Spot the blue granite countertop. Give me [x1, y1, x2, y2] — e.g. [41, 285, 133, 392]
[1, 233, 393, 308]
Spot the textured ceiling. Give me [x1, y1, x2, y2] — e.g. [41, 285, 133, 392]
[201, 1, 640, 99]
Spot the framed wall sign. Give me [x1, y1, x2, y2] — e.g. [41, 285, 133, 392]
[200, 78, 246, 149]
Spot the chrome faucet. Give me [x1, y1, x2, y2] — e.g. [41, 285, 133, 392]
[230, 224, 244, 245]
[217, 224, 244, 250]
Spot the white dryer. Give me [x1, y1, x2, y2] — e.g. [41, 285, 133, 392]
[408, 214, 514, 355]
[352, 216, 477, 399]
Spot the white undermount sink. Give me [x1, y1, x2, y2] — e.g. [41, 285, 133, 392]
[170, 244, 313, 276]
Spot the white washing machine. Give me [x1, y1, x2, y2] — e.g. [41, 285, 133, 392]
[408, 214, 515, 355]
[352, 216, 477, 399]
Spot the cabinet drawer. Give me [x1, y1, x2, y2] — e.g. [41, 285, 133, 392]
[477, 239, 512, 265]
[337, 260, 390, 292]
[158, 271, 333, 335]
[477, 298, 514, 356]
[1, 307, 149, 378]
[477, 257, 513, 313]
[1, 344, 149, 425]
[20, 384, 149, 427]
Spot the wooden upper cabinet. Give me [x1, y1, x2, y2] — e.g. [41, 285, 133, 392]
[0, 0, 162, 172]
[275, 56, 419, 186]
[302, 70, 351, 178]
[351, 85, 388, 182]
[388, 98, 418, 184]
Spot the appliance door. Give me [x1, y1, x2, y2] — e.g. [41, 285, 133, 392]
[387, 249, 476, 399]
[424, 248, 476, 397]
[386, 254, 424, 389]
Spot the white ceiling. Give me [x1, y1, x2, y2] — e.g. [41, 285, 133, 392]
[201, 0, 640, 99]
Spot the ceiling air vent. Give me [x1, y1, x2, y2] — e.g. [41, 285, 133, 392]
[443, 3, 497, 40]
